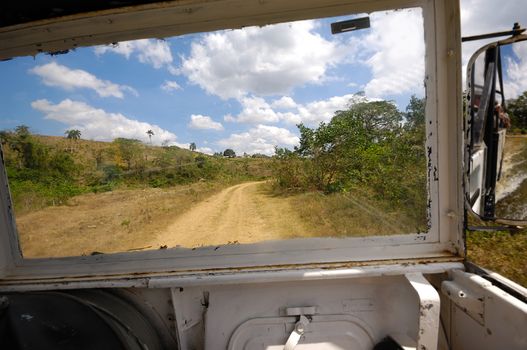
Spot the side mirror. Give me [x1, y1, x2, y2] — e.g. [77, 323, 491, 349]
[465, 33, 527, 225]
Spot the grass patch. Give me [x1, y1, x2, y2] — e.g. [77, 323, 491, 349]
[17, 180, 234, 257]
[286, 190, 427, 237]
[466, 229, 527, 287]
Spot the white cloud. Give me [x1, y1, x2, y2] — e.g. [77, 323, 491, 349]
[226, 96, 282, 124]
[161, 80, 182, 92]
[180, 21, 347, 100]
[504, 42, 527, 99]
[31, 99, 181, 146]
[197, 147, 214, 155]
[30, 62, 137, 98]
[218, 125, 299, 155]
[188, 114, 224, 130]
[226, 93, 372, 126]
[297, 93, 372, 125]
[348, 9, 425, 98]
[95, 39, 173, 69]
[271, 96, 297, 110]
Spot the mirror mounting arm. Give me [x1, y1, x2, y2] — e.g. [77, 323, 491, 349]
[462, 22, 525, 42]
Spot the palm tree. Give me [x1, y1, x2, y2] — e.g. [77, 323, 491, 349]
[65, 129, 81, 152]
[146, 129, 154, 144]
[15, 125, 30, 139]
[65, 129, 81, 140]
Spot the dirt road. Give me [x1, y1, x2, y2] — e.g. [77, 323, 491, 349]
[17, 181, 308, 257]
[150, 181, 309, 248]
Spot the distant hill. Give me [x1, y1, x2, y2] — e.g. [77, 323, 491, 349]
[1, 131, 272, 213]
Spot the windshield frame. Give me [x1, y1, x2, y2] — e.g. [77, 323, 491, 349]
[0, 0, 464, 281]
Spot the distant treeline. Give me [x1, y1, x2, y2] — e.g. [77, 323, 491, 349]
[0, 127, 271, 213]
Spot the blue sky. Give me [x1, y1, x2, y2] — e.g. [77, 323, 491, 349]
[0, 0, 525, 155]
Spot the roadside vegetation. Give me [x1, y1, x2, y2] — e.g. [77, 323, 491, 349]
[0, 127, 271, 215]
[507, 90, 527, 134]
[271, 96, 429, 234]
[467, 229, 527, 287]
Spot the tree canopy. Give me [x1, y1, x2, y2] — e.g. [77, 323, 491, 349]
[65, 129, 81, 140]
[223, 148, 236, 158]
[507, 91, 527, 131]
[273, 97, 427, 223]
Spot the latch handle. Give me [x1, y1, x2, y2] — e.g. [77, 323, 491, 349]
[284, 315, 310, 350]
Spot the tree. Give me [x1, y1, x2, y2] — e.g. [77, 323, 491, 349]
[0, 130, 12, 146]
[189, 142, 197, 151]
[15, 125, 30, 139]
[8, 125, 47, 169]
[405, 95, 426, 129]
[223, 148, 236, 158]
[507, 90, 527, 131]
[146, 129, 154, 144]
[295, 101, 404, 191]
[65, 129, 81, 140]
[113, 138, 143, 170]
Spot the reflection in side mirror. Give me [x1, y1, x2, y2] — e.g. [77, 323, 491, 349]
[466, 37, 527, 223]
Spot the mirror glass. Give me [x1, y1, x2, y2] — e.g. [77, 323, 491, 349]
[468, 40, 527, 221]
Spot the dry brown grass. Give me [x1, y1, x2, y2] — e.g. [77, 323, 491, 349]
[16, 181, 227, 258]
[284, 190, 426, 237]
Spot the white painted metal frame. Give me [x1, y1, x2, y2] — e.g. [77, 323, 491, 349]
[406, 272, 441, 350]
[0, 0, 463, 282]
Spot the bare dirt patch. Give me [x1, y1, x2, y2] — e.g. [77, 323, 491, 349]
[150, 181, 309, 248]
[16, 182, 225, 257]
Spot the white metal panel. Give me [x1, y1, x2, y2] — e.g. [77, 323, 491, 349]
[433, 0, 464, 255]
[469, 148, 486, 214]
[443, 270, 527, 350]
[406, 272, 441, 350]
[171, 275, 422, 350]
[0, 261, 464, 292]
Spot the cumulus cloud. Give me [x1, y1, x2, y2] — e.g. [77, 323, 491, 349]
[461, 0, 527, 59]
[188, 114, 224, 130]
[161, 80, 182, 92]
[31, 99, 180, 146]
[95, 39, 173, 69]
[30, 62, 137, 98]
[504, 42, 527, 99]
[218, 125, 299, 155]
[271, 96, 297, 110]
[225, 96, 284, 124]
[225, 93, 372, 126]
[197, 147, 214, 155]
[297, 93, 373, 125]
[348, 8, 425, 98]
[180, 20, 347, 100]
